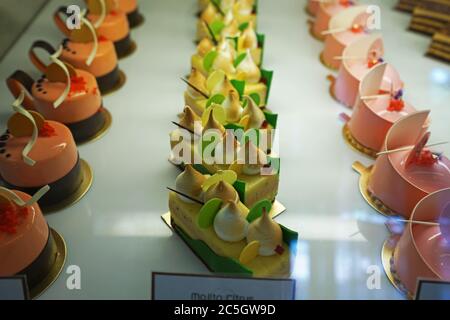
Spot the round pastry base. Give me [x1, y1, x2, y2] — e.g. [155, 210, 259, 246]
[320, 52, 339, 71]
[327, 74, 339, 103]
[43, 159, 93, 213]
[77, 108, 112, 146]
[381, 236, 414, 300]
[304, 5, 314, 16]
[131, 13, 145, 29]
[102, 69, 127, 96]
[119, 40, 137, 60]
[342, 124, 378, 159]
[352, 161, 399, 217]
[29, 228, 67, 299]
[308, 20, 324, 41]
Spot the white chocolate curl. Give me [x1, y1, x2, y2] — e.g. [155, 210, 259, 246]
[0, 185, 50, 207]
[12, 92, 38, 166]
[50, 47, 71, 109]
[82, 17, 98, 66]
[93, 0, 107, 28]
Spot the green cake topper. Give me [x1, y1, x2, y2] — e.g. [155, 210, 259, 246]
[246, 199, 272, 222]
[198, 198, 223, 229]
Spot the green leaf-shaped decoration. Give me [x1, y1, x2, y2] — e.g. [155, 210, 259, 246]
[238, 22, 249, 32]
[249, 93, 261, 106]
[247, 199, 272, 223]
[230, 79, 245, 99]
[257, 33, 265, 65]
[203, 50, 218, 72]
[198, 198, 223, 229]
[226, 36, 239, 50]
[206, 94, 226, 108]
[261, 69, 274, 104]
[233, 180, 246, 204]
[234, 52, 247, 67]
[210, 20, 225, 35]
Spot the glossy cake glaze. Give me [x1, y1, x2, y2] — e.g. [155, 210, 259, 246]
[348, 63, 414, 152]
[394, 189, 450, 295]
[368, 111, 450, 218]
[322, 5, 371, 70]
[313, 1, 356, 40]
[0, 190, 57, 287]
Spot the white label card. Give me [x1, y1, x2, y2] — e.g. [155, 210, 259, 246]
[0, 276, 29, 300]
[415, 279, 450, 300]
[152, 272, 296, 300]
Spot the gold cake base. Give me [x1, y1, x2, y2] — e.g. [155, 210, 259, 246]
[43, 159, 93, 213]
[320, 52, 339, 71]
[29, 228, 67, 300]
[119, 40, 138, 60]
[343, 124, 378, 159]
[352, 161, 398, 217]
[77, 108, 112, 146]
[102, 69, 127, 96]
[381, 236, 413, 300]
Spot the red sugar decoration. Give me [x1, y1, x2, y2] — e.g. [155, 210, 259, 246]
[368, 59, 380, 68]
[261, 120, 269, 129]
[388, 99, 405, 112]
[110, 10, 118, 16]
[0, 203, 29, 235]
[39, 122, 57, 137]
[98, 35, 109, 42]
[275, 245, 285, 255]
[414, 149, 437, 166]
[68, 76, 88, 97]
[339, 0, 353, 7]
[350, 24, 364, 33]
[92, 87, 98, 95]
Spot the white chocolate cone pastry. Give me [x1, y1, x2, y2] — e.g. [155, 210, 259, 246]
[212, 47, 236, 75]
[213, 200, 249, 242]
[394, 188, 450, 296]
[204, 180, 239, 203]
[209, 73, 237, 96]
[239, 21, 258, 50]
[218, 38, 237, 62]
[247, 208, 283, 256]
[236, 49, 261, 83]
[184, 69, 208, 116]
[238, 140, 268, 176]
[179, 106, 202, 132]
[175, 165, 206, 203]
[234, 0, 255, 17]
[188, 69, 207, 99]
[201, 3, 219, 24]
[223, 90, 244, 123]
[197, 38, 214, 57]
[203, 110, 226, 135]
[242, 96, 266, 129]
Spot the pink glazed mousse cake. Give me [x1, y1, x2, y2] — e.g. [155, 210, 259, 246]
[368, 111, 450, 218]
[347, 63, 416, 153]
[393, 188, 450, 296]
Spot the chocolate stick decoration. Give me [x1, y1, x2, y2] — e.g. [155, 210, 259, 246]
[180, 77, 210, 99]
[171, 121, 200, 136]
[209, 0, 225, 16]
[167, 187, 205, 205]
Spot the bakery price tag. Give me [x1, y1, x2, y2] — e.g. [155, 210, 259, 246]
[0, 276, 29, 300]
[415, 279, 450, 300]
[152, 272, 296, 300]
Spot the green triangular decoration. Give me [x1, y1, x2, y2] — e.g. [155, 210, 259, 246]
[233, 180, 246, 204]
[249, 93, 261, 106]
[226, 36, 239, 50]
[224, 123, 244, 131]
[193, 164, 211, 175]
[257, 33, 265, 66]
[230, 79, 246, 99]
[210, 20, 225, 35]
[261, 69, 274, 104]
[281, 225, 299, 255]
[234, 52, 247, 67]
[264, 111, 278, 128]
[206, 94, 226, 108]
[267, 156, 281, 175]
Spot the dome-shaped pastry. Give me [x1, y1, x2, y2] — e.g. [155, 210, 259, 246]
[236, 49, 261, 83]
[204, 180, 239, 203]
[247, 207, 283, 256]
[175, 165, 206, 202]
[214, 200, 249, 242]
